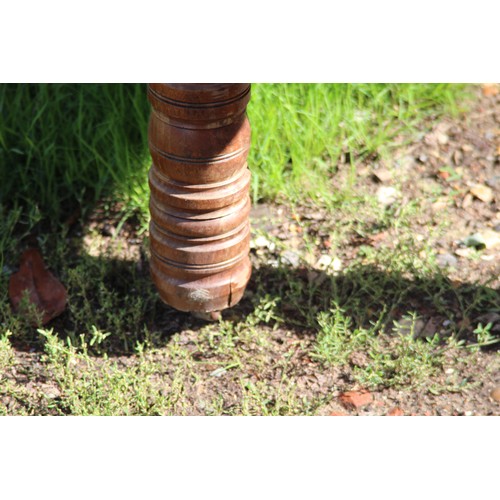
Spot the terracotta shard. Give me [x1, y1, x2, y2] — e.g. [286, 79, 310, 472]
[8, 248, 67, 325]
[339, 390, 373, 410]
[387, 407, 405, 416]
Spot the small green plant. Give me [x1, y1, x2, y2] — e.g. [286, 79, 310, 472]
[313, 306, 370, 365]
[467, 322, 500, 350]
[0, 330, 14, 370]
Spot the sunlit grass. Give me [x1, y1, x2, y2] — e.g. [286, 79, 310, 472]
[0, 83, 469, 225]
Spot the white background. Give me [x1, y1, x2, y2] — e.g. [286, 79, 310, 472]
[1, 1, 498, 497]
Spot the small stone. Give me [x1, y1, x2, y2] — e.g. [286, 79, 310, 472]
[251, 235, 276, 251]
[481, 255, 495, 261]
[463, 231, 500, 250]
[373, 168, 392, 183]
[463, 234, 485, 249]
[436, 132, 449, 145]
[464, 411, 474, 416]
[418, 154, 428, 163]
[445, 368, 454, 375]
[339, 390, 373, 410]
[461, 144, 473, 153]
[454, 247, 474, 258]
[436, 253, 458, 268]
[490, 387, 500, 402]
[315, 255, 342, 274]
[43, 386, 61, 399]
[470, 184, 494, 204]
[376, 186, 400, 207]
[280, 250, 301, 268]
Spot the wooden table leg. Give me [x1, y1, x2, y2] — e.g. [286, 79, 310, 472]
[147, 84, 252, 315]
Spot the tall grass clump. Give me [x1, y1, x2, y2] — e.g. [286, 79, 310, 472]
[248, 83, 468, 202]
[0, 84, 150, 222]
[0, 83, 469, 225]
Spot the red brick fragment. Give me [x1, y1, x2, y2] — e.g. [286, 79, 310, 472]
[339, 390, 373, 409]
[387, 407, 404, 416]
[482, 83, 499, 96]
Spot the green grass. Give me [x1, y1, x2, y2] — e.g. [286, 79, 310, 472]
[0, 83, 468, 225]
[248, 83, 468, 203]
[0, 84, 150, 223]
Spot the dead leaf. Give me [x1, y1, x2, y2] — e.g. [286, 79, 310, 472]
[9, 248, 67, 325]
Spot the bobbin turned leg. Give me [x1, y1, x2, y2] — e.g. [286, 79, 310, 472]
[147, 84, 252, 314]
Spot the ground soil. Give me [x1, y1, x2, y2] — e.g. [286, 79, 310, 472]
[3, 86, 499, 416]
[241, 87, 500, 415]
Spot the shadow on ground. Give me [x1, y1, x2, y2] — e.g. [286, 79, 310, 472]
[11, 247, 498, 358]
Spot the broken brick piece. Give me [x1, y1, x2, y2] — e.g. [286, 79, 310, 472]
[387, 407, 404, 416]
[339, 390, 373, 410]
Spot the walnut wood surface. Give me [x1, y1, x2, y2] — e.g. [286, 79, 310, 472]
[148, 83, 252, 312]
